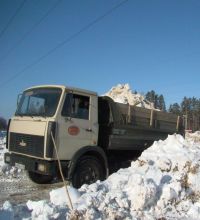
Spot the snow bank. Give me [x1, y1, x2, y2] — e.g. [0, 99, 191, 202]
[104, 83, 155, 109]
[50, 186, 81, 207]
[186, 130, 200, 143]
[0, 136, 22, 178]
[2, 133, 200, 219]
[69, 134, 200, 219]
[0, 137, 7, 168]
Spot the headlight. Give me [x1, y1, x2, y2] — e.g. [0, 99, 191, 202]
[37, 163, 46, 172]
[5, 155, 10, 163]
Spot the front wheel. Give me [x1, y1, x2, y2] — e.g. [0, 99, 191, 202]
[72, 155, 105, 188]
[28, 171, 53, 184]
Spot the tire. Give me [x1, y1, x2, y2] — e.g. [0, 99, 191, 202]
[28, 171, 53, 184]
[72, 155, 105, 188]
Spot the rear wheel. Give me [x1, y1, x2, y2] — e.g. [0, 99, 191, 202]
[28, 171, 53, 184]
[72, 155, 105, 188]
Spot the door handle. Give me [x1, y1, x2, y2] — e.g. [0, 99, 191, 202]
[86, 128, 92, 132]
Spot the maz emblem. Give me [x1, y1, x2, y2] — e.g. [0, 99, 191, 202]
[19, 140, 27, 147]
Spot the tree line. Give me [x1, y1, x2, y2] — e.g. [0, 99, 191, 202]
[145, 90, 200, 131]
[169, 97, 200, 131]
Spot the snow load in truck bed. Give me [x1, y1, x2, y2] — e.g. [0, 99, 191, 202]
[104, 83, 155, 109]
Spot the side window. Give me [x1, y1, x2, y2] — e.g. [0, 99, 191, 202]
[61, 93, 73, 117]
[62, 93, 90, 120]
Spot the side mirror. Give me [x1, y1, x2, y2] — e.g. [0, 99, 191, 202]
[17, 94, 22, 107]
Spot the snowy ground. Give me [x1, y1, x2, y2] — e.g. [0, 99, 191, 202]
[1, 132, 200, 219]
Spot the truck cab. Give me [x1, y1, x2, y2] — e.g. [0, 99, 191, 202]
[5, 85, 108, 188]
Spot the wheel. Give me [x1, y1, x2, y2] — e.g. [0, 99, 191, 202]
[28, 171, 53, 184]
[72, 155, 105, 188]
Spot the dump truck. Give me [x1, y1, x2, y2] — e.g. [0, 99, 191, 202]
[4, 85, 184, 188]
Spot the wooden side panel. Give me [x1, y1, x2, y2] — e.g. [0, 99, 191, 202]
[115, 102, 180, 132]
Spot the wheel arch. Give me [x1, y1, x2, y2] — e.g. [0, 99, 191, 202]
[67, 146, 108, 181]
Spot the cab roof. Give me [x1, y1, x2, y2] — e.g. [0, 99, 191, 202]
[24, 84, 98, 96]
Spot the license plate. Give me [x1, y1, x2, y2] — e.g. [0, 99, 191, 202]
[15, 162, 25, 170]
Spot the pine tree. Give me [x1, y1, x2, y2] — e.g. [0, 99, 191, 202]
[181, 97, 193, 130]
[181, 97, 191, 116]
[146, 90, 166, 111]
[168, 103, 181, 115]
[158, 95, 166, 111]
[146, 90, 156, 103]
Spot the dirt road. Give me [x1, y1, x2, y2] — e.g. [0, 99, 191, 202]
[0, 172, 63, 207]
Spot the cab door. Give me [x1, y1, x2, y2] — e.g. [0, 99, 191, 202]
[57, 91, 97, 160]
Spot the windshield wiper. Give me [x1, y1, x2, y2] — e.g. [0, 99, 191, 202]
[15, 113, 24, 117]
[38, 113, 47, 118]
[15, 112, 49, 118]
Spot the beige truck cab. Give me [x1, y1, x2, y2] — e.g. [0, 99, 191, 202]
[5, 85, 108, 188]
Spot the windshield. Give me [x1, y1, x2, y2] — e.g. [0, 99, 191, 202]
[15, 88, 62, 117]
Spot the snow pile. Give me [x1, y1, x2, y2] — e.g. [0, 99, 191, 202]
[0, 136, 7, 172]
[186, 130, 200, 143]
[0, 201, 14, 220]
[26, 199, 67, 219]
[0, 137, 6, 146]
[69, 134, 200, 219]
[0, 136, 22, 178]
[2, 133, 200, 219]
[105, 83, 154, 109]
[50, 186, 81, 207]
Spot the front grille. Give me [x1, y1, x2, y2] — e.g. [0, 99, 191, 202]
[9, 132, 44, 158]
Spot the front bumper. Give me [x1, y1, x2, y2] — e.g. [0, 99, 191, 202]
[4, 153, 56, 175]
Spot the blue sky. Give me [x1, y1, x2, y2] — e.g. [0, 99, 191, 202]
[0, 0, 200, 119]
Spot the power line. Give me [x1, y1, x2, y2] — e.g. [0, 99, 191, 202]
[0, 0, 27, 39]
[0, 0, 63, 63]
[0, 0, 129, 88]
